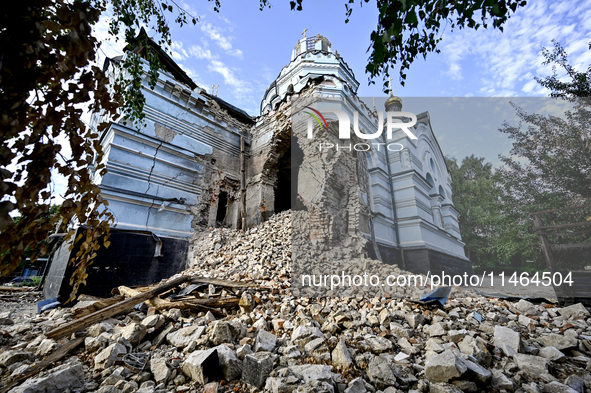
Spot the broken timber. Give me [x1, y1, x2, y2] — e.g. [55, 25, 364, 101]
[45, 275, 190, 340]
[191, 276, 257, 288]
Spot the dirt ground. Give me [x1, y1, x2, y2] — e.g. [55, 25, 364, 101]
[0, 290, 43, 318]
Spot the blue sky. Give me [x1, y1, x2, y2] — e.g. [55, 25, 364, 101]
[94, 0, 591, 165]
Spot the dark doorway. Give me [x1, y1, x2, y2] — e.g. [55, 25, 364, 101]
[274, 137, 304, 214]
[274, 147, 291, 214]
[216, 191, 228, 223]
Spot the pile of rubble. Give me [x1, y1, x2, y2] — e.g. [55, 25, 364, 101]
[0, 211, 590, 393]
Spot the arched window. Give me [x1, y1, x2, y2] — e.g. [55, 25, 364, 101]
[426, 173, 435, 189]
[438, 185, 446, 199]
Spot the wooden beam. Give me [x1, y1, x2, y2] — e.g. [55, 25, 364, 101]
[530, 203, 591, 215]
[191, 276, 257, 288]
[534, 220, 591, 231]
[45, 275, 190, 340]
[532, 214, 557, 272]
[72, 295, 125, 319]
[155, 297, 240, 311]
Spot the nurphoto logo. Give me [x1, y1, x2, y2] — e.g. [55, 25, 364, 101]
[303, 104, 419, 152]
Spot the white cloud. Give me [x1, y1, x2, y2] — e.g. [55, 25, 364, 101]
[200, 21, 243, 58]
[439, 0, 591, 96]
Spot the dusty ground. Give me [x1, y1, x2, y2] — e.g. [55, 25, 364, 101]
[0, 289, 42, 318]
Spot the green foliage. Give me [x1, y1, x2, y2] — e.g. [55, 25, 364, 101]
[0, 0, 207, 301]
[536, 40, 591, 99]
[494, 42, 591, 270]
[345, 0, 526, 89]
[446, 155, 503, 268]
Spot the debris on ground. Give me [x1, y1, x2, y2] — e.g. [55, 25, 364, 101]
[0, 211, 590, 393]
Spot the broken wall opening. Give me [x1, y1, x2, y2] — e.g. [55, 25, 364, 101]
[216, 191, 228, 223]
[274, 136, 304, 214]
[274, 147, 291, 214]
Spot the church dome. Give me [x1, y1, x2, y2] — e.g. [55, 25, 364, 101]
[385, 95, 402, 111]
[259, 33, 359, 114]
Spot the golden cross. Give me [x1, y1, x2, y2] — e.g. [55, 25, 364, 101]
[387, 77, 393, 97]
[302, 28, 308, 38]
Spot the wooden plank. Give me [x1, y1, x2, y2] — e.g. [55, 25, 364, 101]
[155, 297, 240, 311]
[191, 276, 256, 288]
[72, 295, 125, 319]
[534, 220, 591, 231]
[0, 336, 85, 393]
[532, 214, 557, 271]
[45, 275, 190, 340]
[117, 286, 170, 308]
[530, 203, 591, 215]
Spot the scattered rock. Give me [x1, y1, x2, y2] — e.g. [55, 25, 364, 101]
[424, 350, 467, 383]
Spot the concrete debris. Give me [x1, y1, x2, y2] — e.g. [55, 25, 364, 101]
[1, 211, 590, 393]
[493, 325, 521, 355]
[8, 361, 85, 393]
[424, 349, 467, 383]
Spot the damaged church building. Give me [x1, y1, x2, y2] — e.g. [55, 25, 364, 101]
[44, 33, 471, 301]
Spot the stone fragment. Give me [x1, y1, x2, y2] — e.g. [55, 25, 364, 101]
[94, 343, 127, 371]
[424, 350, 467, 383]
[8, 362, 85, 393]
[405, 312, 425, 328]
[425, 338, 445, 353]
[239, 292, 254, 314]
[366, 336, 393, 353]
[34, 339, 57, 358]
[493, 326, 520, 355]
[538, 333, 577, 350]
[389, 322, 410, 338]
[429, 383, 464, 393]
[182, 348, 221, 385]
[515, 299, 539, 316]
[210, 322, 233, 345]
[150, 357, 171, 385]
[253, 329, 276, 352]
[0, 351, 34, 367]
[203, 382, 218, 393]
[167, 325, 205, 348]
[287, 364, 334, 384]
[241, 352, 275, 389]
[513, 354, 550, 378]
[543, 381, 578, 393]
[367, 354, 413, 389]
[291, 325, 323, 349]
[519, 314, 534, 326]
[458, 336, 491, 366]
[121, 323, 147, 346]
[344, 377, 367, 393]
[463, 358, 492, 384]
[491, 370, 514, 391]
[331, 341, 353, 369]
[214, 344, 242, 381]
[428, 322, 446, 337]
[538, 346, 566, 362]
[558, 303, 590, 319]
[564, 375, 585, 392]
[141, 315, 164, 330]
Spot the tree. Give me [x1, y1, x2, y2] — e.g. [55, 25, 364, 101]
[0, 0, 527, 298]
[495, 41, 590, 268]
[347, 0, 527, 88]
[535, 40, 591, 99]
[446, 155, 503, 268]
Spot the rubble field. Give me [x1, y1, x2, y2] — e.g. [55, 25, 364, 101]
[0, 211, 590, 393]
